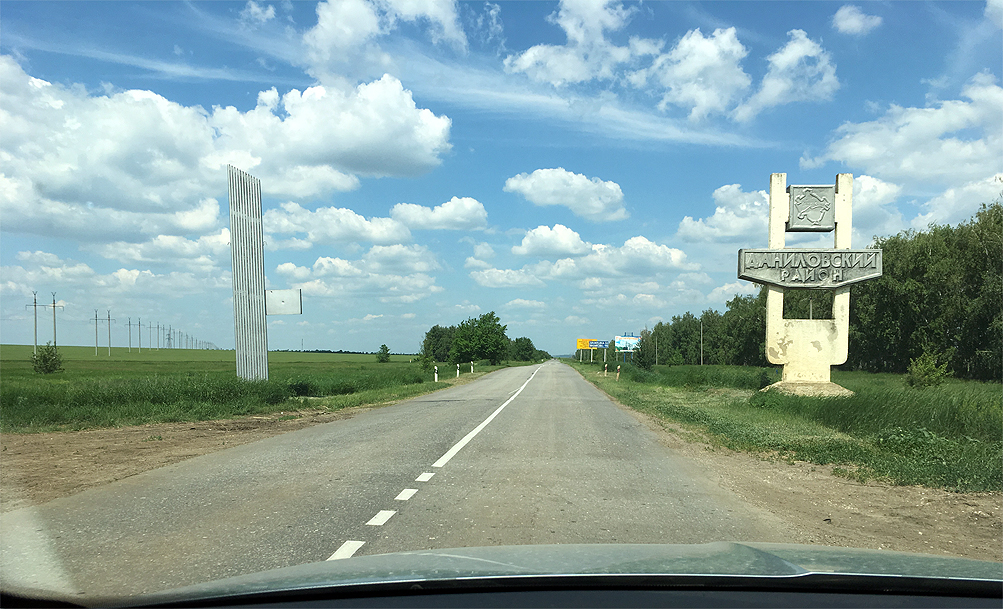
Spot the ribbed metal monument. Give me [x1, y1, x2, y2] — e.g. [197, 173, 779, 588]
[228, 165, 269, 381]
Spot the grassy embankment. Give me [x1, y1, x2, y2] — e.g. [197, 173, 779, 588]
[571, 361, 1001, 492]
[1, 345, 521, 433]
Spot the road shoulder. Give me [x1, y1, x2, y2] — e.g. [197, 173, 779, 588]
[1, 374, 485, 513]
[588, 380, 1001, 562]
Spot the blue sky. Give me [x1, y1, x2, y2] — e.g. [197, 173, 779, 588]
[2, 1, 1000, 356]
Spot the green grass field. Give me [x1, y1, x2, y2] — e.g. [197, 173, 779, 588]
[571, 361, 1002, 493]
[1, 344, 508, 433]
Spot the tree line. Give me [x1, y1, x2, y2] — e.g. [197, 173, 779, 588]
[587, 202, 1001, 382]
[420, 311, 550, 367]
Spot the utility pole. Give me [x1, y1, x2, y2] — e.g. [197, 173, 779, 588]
[51, 294, 59, 347]
[25, 291, 39, 354]
[92, 310, 115, 355]
[700, 319, 704, 366]
[37, 293, 65, 348]
[138, 318, 142, 353]
[127, 317, 133, 353]
[106, 310, 114, 356]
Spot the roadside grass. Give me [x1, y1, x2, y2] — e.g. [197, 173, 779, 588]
[572, 362, 1002, 492]
[0, 344, 526, 433]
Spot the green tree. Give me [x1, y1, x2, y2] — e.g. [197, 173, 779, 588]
[376, 344, 391, 363]
[719, 289, 768, 367]
[847, 202, 1002, 380]
[699, 308, 724, 364]
[31, 342, 63, 374]
[667, 312, 701, 364]
[510, 337, 536, 361]
[634, 329, 655, 370]
[421, 324, 455, 362]
[449, 312, 509, 365]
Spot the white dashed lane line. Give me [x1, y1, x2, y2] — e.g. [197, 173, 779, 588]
[431, 366, 541, 468]
[327, 540, 365, 561]
[326, 366, 542, 561]
[395, 489, 418, 501]
[366, 510, 397, 526]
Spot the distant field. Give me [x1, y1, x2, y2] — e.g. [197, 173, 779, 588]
[571, 361, 1002, 492]
[0, 344, 487, 433]
[1, 344, 415, 371]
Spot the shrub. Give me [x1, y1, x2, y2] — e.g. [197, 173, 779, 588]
[905, 351, 952, 387]
[758, 370, 774, 389]
[31, 342, 63, 374]
[255, 381, 293, 404]
[287, 378, 315, 396]
[376, 344, 391, 363]
[416, 352, 434, 372]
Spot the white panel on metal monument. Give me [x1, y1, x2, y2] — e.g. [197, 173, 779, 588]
[265, 289, 303, 315]
[228, 165, 269, 380]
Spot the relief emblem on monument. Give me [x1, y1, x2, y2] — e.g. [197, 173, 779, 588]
[787, 185, 835, 231]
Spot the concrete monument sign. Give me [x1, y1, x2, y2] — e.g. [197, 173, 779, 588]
[739, 173, 881, 396]
[738, 249, 882, 288]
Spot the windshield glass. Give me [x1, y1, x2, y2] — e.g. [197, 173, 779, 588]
[1, 0, 1001, 603]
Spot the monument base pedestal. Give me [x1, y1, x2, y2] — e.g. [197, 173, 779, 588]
[762, 381, 854, 397]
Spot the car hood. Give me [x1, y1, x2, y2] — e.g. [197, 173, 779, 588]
[117, 542, 1001, 607]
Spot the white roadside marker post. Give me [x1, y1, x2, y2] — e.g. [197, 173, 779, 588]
[434, 366, 438, 383]
[470, 361, 474, 373]
[456, 363, 460, 378]
[616, 365, 620, 381]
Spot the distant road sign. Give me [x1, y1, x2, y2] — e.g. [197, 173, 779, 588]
[576, 338, 592, 349]
[590, 340, 609, 349]
[615, 336, 640, 351]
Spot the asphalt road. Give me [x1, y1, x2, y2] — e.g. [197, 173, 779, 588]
[1, 361, 792, 600]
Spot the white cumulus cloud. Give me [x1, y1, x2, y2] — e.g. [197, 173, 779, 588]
[390, 196, 488, 230]
[83, 229, 231, 272]
[631, 27, 751, 121]
[512, 224, 590, 256]
[911, 174, 1003, 229]
[469, 268, 546, 288]
[275, 246, 443, 304]
[851, 174, 905, 240]
[676, 184, 769, 243]
[733, 30, 839, 122]
[239, 1, 276, 27]
[707, 280, 759, 303]
[302, 0, 466, 80]
[503, 0, 656, 86]
[504, 167, 627, 222]
[988, 0, 1003, 27]
[0, 56, 453, 245]
[504, 298, 546, 309]
[263, 202, 410, 246]
[801, 72, 1002, 187]
[832, 5, 883, 36]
